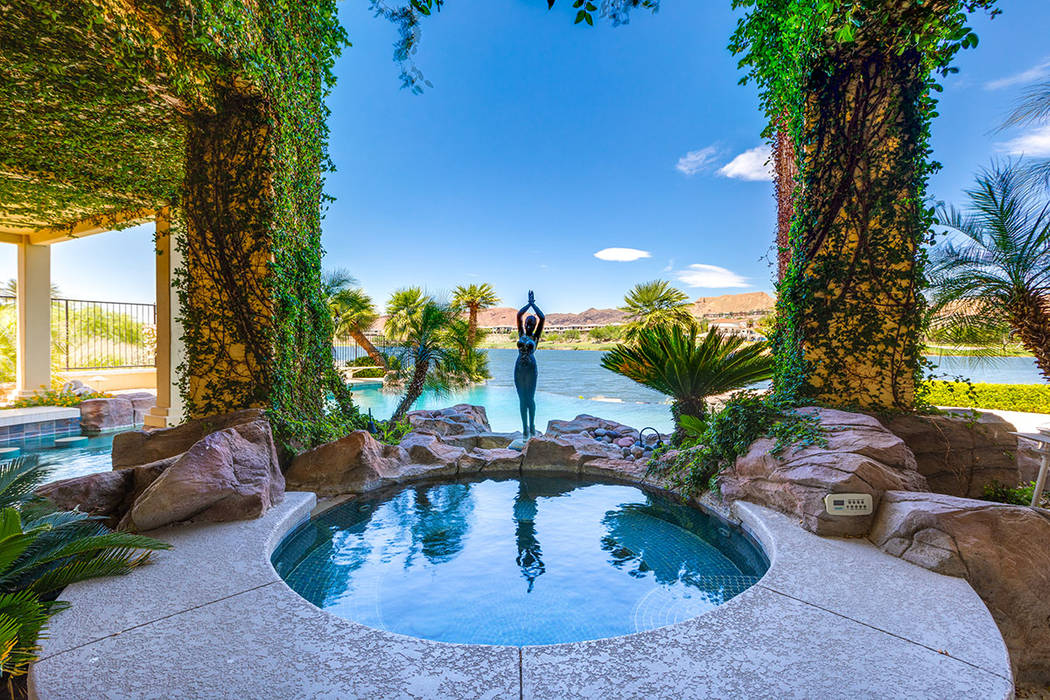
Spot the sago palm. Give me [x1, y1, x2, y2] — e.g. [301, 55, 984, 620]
[389, 301, 474, 423]
[0, 456, 169, 676]
[601, 325, 775, 440]
[451, 283, 500, 346]
[929, 163, 1050, 380]
[385, 287, 430, 342]
[620, 280, 696, 340]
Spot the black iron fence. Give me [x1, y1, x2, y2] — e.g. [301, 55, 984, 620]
[332, 333, 394, 366]
[0, 295, 157, 370]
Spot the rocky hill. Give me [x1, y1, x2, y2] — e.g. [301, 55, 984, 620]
[370, 292, 775, 332]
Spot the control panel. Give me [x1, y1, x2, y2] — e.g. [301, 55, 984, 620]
[823, 492, 873, 516]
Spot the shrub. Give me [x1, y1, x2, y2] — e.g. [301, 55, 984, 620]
[347, 355, 385, 379]
[923, 381, 1050, 413]
[983, 481, 1048, 508]
[8, 389, 110, 409]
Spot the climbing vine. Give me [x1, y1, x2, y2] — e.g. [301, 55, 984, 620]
[1, 0, 358, 449]
[730, 0, 999, 411]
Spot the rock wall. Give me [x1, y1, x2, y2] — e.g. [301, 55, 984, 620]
[722, 408, 928, 537]
[878, 410, 1023, 498]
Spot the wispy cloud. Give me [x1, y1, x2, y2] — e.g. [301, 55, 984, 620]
[662, 258, 675, 273]
[675, 146, 720, 176]
[998, 125, 1050, 157]
[985, 58, 1050, 90]
[718, 146, 773, 182]
[594, 247, 652, 262]
[674, 264, 749, 288]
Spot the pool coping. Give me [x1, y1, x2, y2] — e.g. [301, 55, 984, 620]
[30, 472, 1014, 699]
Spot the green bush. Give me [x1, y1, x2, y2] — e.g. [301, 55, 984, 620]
[9, 389, 110, 408]
[923, 381, 1050, 413]
[347, 355, 385, 379]
[983, 481, 1048, 508]
[588, 325, 625, 343]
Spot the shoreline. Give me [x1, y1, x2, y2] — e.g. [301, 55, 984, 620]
[480, 341, 1036, 359]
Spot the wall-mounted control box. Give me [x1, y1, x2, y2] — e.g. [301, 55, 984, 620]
[823, 493, 873, 516]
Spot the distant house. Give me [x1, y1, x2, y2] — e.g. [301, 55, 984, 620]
[709, 319, 765, 341]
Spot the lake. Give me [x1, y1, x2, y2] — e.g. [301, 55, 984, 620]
[351, 349, 1046, 434]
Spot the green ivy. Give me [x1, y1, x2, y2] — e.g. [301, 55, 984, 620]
[729, 0, 1000, 410]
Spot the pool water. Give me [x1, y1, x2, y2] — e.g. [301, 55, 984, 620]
[272, 476, 768, 646]
[9, 433, 115, 482]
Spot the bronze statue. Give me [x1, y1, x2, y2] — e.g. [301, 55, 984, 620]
[515, 290, 545, 438]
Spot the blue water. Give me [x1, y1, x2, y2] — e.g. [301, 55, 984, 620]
[353, 349, 1046, 433]
[7, 433, 115, 482]
[273, 475, 768, 645]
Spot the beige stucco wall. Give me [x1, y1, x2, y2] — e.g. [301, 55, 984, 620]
[59, 368, 156, 393]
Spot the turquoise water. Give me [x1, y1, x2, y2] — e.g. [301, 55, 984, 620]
[353, 349, 1046, 433]
[8, 433, 115, 482]
[272, 475, 768, 645]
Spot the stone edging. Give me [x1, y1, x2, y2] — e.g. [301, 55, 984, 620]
[30, 468, 1014, 699]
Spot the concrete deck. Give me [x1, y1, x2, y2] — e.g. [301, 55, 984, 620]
[30, 483, 1014, 699]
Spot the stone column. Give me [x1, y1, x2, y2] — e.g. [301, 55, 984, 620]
[16, 241, 51, 396]
[145, 207, 184, 427]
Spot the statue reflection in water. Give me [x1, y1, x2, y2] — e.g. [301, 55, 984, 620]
[513, 481, 545, 591]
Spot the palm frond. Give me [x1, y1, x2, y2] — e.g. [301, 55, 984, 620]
[0, 456, 51, 510]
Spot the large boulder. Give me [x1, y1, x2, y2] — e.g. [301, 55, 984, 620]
[440, 432, 519, 450]
[545, 415, 640, 441]
[460, 447, 522, 474]
[580, 457, 649, 483]
[557, 433, 624, 464]
[879, 410, 1023, 498]
[722, 408, 928, 537]
[79, 397, 135, 433]
[398, 432, 466, 471]
[285, 430, 404, 495]
[123, 419, 284, 531]
[122, 392, 158, 425]
[521, 436, 580, 471]
[869, 490, 1050, 684]
[112, 408, 266, 468]
[36, 470, 132, 518]
[406, 404, 491, 436]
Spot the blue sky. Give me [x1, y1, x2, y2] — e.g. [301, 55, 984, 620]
[5, 0, 1050, 311]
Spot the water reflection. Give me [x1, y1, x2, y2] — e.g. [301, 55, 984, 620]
[513, 481, 545, 591]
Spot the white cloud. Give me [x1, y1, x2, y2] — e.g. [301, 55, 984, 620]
[985, 58, 1050, 90]
[675, 146, 720, 176]
[674, 264, 749, 288]
[594, 247, 652, 262]
[718, 145, 774, 182]
[998, 125, 1050, 157]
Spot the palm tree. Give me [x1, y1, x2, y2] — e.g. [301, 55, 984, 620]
[332, 288, 386, 369]
[601, 325, 775, 441]
[388, 301, 473, 423]
[385, 287, 430, 341]
[619, 280, 696, 340]
[1003, 81, 1050, 191]
[929, 163, 1050, 380]
[322, 269, 386, 369]
[451, 283, 500, 346]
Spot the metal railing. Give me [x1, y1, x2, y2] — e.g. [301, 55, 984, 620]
[0, 295, 157, 370]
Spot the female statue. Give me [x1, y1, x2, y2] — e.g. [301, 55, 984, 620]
[515, 290, 545, 438]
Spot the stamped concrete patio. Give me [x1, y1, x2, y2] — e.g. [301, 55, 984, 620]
[29, 468, 1013, 700]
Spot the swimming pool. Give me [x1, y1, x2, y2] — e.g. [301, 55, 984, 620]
[272, 475, 768, 646]
[8, 433, 115, 482]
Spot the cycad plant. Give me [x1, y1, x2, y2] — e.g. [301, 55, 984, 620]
[601, 325, 775, 441]
[451, 283, 500, 346]
[388, 301, 476, 423]
[929, 163, 1050, 380]
[619, 280, 696, 341]
[0, 456, 169, 678]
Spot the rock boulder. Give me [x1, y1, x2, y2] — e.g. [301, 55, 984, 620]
[545, 415, 640, 441]
[460, 447, 523, 474]
[79, 397, 135, 433]
[722, 408, 928, 537]
[285, 430, 404, 495]
[36, 470, 132, 519]
[124, 419, 284, 531]
[406, 404, 491, 436]
[521, 436, 579, 471]
[112, 408, 266, 468]
[879, 410, 1022, 498]
[869, 490, 1050, 684]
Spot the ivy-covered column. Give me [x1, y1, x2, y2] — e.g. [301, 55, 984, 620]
[178, 86, 276, 416]
[790, 45, 927, 409]
[732, 0, 997, 412]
